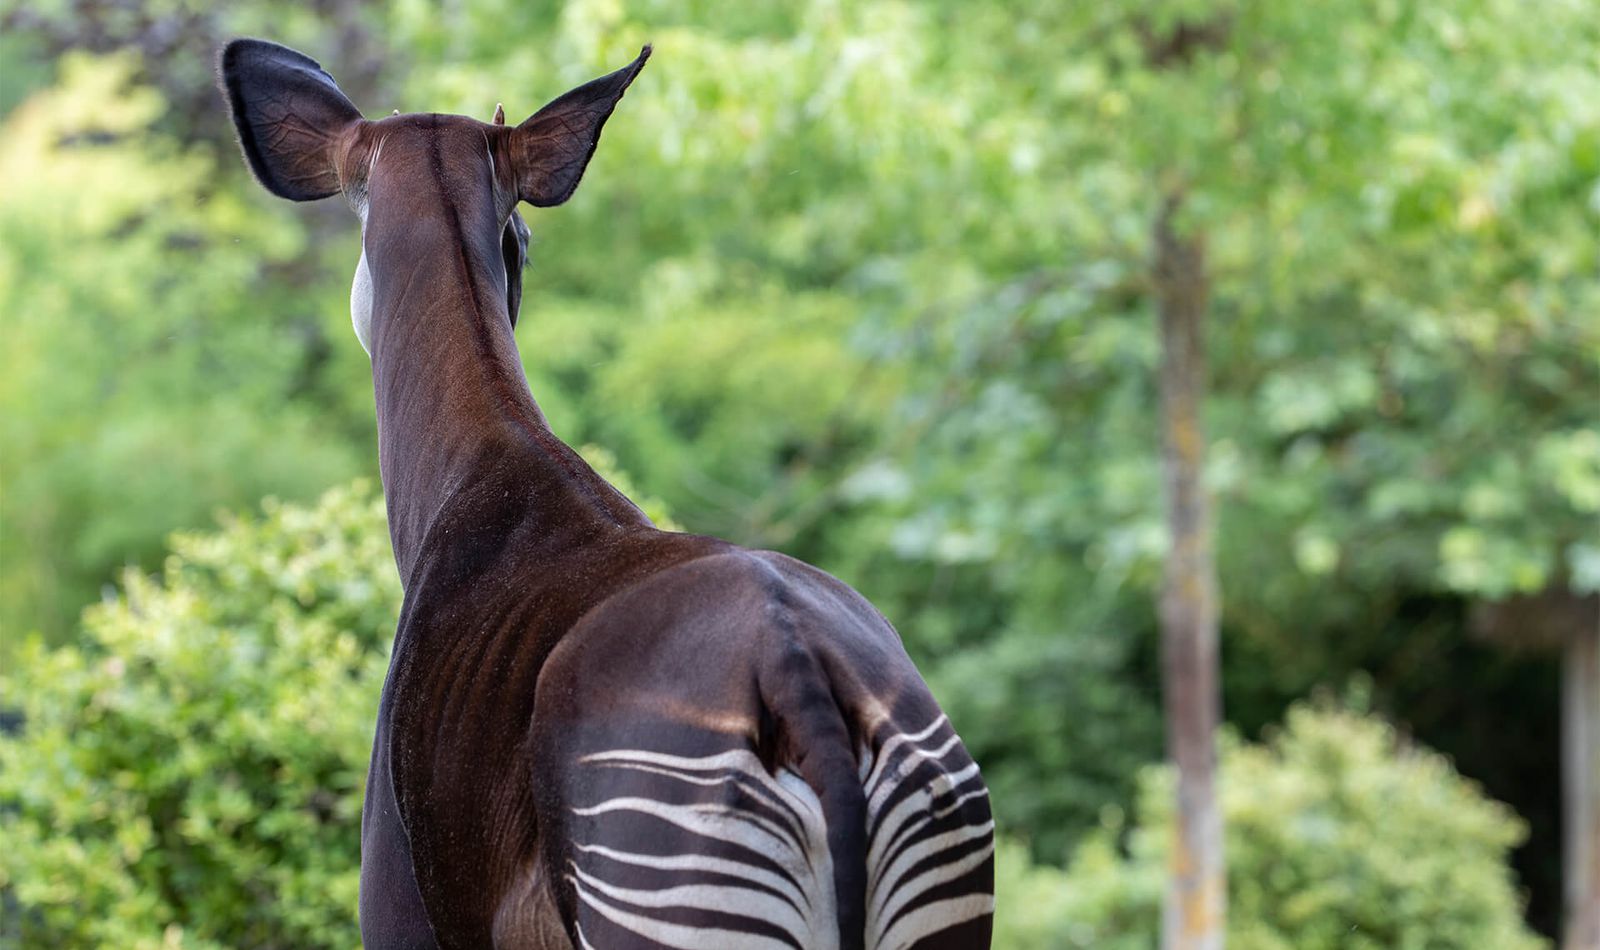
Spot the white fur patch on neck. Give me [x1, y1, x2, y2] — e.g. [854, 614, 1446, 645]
[351, 247, 374, 356]
[349, 184, 375, 358]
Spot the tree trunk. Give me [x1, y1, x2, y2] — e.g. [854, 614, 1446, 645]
[1153, 189, 1226, 950]
[1564, 621, 1600, 950]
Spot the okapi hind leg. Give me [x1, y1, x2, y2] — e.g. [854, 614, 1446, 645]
[859, 714, 996, 950]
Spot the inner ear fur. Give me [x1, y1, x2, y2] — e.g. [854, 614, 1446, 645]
[512, 45, 651, 207]
[219, 38, 364, 201]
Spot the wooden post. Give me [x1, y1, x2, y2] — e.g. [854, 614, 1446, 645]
[1154, 189, 1226, 950]
[1564, 621, 1600, 950]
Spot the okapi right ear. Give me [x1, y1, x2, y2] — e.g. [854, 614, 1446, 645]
[511, 46, 651, 207]
[219, 38, 364, 201]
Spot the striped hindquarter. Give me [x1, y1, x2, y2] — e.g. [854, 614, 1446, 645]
[563, 715, 995, 949]
[860, 716, 994, 948]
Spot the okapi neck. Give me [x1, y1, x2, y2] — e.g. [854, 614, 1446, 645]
[366, 224, 647, 586]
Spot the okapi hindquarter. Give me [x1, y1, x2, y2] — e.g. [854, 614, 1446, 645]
[218, 36, 994, 949]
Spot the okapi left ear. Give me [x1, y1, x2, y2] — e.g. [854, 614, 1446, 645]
[219, 38, 365, 201]
[511, 46, 650, 207]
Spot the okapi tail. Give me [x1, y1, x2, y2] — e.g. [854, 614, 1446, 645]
[758, 641, 871, 950]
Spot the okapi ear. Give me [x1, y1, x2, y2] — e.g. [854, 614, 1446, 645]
[219, 38, 364, 201]
[511, 46, 651, 207]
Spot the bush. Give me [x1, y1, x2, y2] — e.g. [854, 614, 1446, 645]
[0, 482, 396, 948]
[997, 702, 1547, 950]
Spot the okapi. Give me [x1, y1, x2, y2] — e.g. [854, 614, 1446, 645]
[219, 39, 994, 949]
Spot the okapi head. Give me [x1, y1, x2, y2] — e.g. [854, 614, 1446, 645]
[219, 38, 647, 352]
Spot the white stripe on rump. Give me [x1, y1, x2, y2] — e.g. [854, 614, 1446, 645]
[568, 747, 839, 950]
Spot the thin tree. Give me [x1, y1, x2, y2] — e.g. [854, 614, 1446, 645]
[1153, 187, 1225, 950]
[1139, 12, 1233, 945]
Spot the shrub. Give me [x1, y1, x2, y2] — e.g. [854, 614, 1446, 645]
[0, 482, 395, 948]
[997, 702, 1547, 950]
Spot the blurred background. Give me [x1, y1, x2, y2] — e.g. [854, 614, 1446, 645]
[1, 0, 1597, 947]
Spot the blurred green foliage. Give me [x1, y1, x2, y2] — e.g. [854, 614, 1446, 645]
[0, 489, 1545, 947]
[1, 0, 1596, 937]
[996, 701, 1547, 949]
[0, 54, 370, 640]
